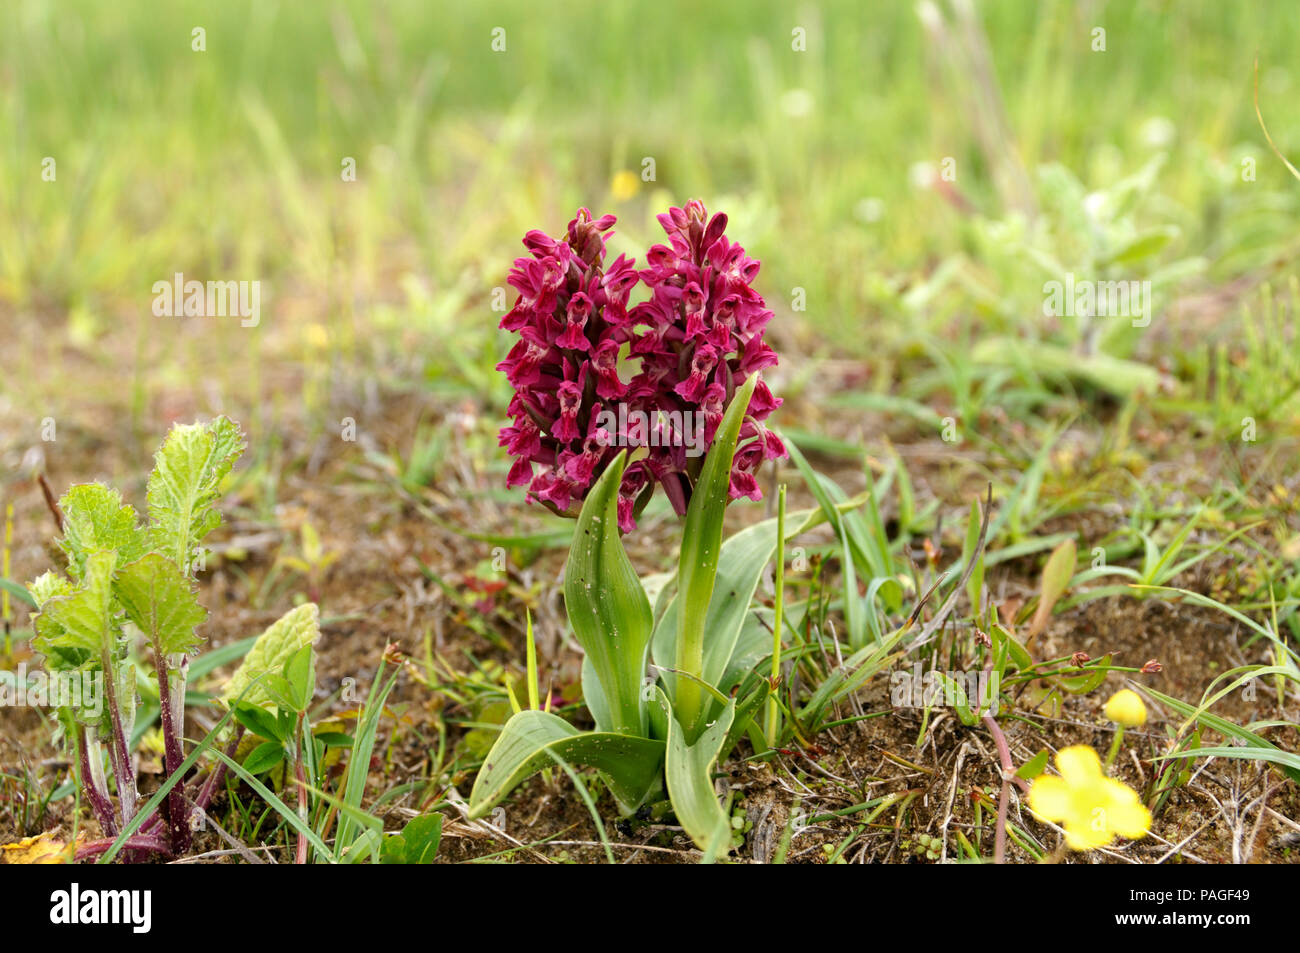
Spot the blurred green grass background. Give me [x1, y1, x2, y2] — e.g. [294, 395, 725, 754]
[1, 0, 1297, 442]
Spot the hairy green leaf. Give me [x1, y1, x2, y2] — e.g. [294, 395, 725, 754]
[27, 571, 73, 610]
[57, 484, 145, 580]
[33, 550, 119, 660]
[113, 552, 207, 656]
[147, 416, 244, 572]
[220, 603, 320, 710]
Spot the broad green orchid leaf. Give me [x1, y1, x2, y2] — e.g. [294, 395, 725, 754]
[660, 688, 734, 856]
[467, 710, 664, 819]
[655, 504, 823, 710]
[113, 552, 207, 656]
[220, 603, 320, 710]
[56, 484, 146, 580]
[565, 453, 653, 737]
[580, 654, 615, 734]
[147, 416, 244, 572]
[716, 608, 774, 698]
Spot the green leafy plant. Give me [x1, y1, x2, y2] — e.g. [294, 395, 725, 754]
[24, 416, 328, 861]
[467, 384, 963, 856]
[469, 380, 762, 851]
[217, 637, 412, 864]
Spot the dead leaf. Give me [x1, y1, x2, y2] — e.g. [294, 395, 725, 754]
[1, 831, 75, 864]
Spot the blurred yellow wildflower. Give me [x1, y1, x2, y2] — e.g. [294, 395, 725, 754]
[305, 323, 330, 351]
[610, 170, 639, 201]
[1028, 745, 1151, 850]
[1104, 688, 1147, 727]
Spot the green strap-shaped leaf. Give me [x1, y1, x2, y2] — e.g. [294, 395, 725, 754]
[56, 484, 146, 580]
[1143, 686, 1300, 783]
[675, 374, 758, 737]
[468, 709, 664, 819]
[113, 552, 207, 656]
[0, 576, 38, 609]
[580, 654, 614, 734]
[147, 416, 244, 571]
[220, 603, 320, 710]
[655, 504, 824, 707]
[660, 688, 734, 856]
[564, 453, 653, 737]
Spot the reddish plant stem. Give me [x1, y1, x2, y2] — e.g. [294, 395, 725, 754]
[982, 713, 1028, 864]
[152, 648, 191, 853]
[98, 651, 138, 825]
[76, 727, 118, 837]
[294, 712, 309, 864]
[75, 833, 171, 863]
[37, 473, 64, 534]
[192, 726, 246, 816]
[137, 725, 246, 840]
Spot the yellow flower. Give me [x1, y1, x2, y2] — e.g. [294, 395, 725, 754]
[1104, 688, 1147, 727]
[305, 323, 330, 351]
[1028, 745, 1151, 850]
[610, 170, 640, 201]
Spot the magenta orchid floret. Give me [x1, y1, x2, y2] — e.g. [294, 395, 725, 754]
[626, 200, 786, 512]
[497, 201, 785, 532]
[497, 209, 638, 519]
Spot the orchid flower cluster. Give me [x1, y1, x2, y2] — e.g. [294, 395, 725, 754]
[497, 201, 785, 532]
